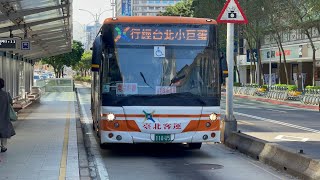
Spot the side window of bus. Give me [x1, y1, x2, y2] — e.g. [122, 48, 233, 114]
[108, 56, 122, 83]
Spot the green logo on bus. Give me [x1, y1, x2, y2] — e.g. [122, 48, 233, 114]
[114, 26, 130, 42]
[143, 110, 155, 123]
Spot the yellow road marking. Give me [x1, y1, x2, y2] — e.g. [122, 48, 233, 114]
[238, 120, 254, 125]
[59, 96, 71, 180]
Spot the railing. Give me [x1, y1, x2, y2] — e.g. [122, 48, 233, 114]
[233, 84, 319, 105]
[265, 86, 289, 101]
[45, 78, 74, 92]
[34, 78, 75, 92]
[234, 86, 258, 96]
[300, 89, 320, 105]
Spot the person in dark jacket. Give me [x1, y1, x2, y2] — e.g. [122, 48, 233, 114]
[0, 78, 16, 152]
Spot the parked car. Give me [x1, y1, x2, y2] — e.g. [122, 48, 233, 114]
[48, 73, 54, 78]
[40, 74, 49, 80]
[33, 74, 41, 80]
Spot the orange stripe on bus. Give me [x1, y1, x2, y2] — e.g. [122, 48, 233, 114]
[100, 120, 141, 132]
[182, 120, 220, 132]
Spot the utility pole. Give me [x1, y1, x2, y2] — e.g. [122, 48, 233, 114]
[217, 0, 248, 142]
[79, 8, 112, 50]
[224, 23, 237, 141]
[110, 0, 116, 17]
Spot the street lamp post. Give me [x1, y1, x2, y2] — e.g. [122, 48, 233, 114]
[79, 9, 112, 35]
[269, 45, 272, 88]
[110, 0, 116, 18]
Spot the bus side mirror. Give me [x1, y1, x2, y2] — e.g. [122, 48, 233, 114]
[91, 36, 102, 72]
[220, 54, 228, 85]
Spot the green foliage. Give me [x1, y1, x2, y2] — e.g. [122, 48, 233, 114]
[74, 75, 91, 83]
[42, 40, 84, 77]
[274, 84, 298, 91]
[306, 86, 320, 90]
[192, 0, 226, 51]
[73, 51, 92, 74]
[234, 82, 242, 87]
[287, 85, 298, 91]
[244, 84, 259, 88]
[159, 0, 194, 17]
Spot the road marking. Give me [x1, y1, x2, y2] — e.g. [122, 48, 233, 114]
[238, 120, 255, 125]
[59, 100, 71, 180]
[266, 109, 287, 113]
[274, 135, 309, 142]
[234, 111, 320, 134]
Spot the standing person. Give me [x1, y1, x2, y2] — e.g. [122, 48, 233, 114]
[0, 78, 16, 152]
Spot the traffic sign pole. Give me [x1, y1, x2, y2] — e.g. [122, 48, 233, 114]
[223, 23, 237, 142]
[217, 0, 247, 142]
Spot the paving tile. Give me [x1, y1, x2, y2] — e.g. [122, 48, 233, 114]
[0, 92, 81, 180]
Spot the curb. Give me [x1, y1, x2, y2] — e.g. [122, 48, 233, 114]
[225, 132, 320, 180]
[75, 88, 110, 180]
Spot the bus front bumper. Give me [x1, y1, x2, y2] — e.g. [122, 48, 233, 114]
[101, 131, 221, 144]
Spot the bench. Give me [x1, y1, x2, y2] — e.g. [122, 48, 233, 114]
[27, 87, 41, 102]
[13, 98, 32, 111]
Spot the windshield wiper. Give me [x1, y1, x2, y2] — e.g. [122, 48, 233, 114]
[170, 75, 186, 86]
[140, 72, 154, 90]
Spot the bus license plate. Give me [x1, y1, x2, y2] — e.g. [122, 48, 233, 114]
[154, 134, 171, 142]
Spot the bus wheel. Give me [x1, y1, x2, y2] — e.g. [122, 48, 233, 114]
[92, 121, 96, 130]
[188, 143, 202, 149]
[100, 143, 112, 149]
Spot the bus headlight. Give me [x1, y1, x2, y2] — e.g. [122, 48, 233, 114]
[209, 113, 217, 121]
[107, 113, 116, 121]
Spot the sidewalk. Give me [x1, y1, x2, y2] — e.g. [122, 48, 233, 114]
[222, 92, 319, 111]
[0, 92, 87, 180]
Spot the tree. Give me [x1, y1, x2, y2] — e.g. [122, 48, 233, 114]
[74, 51, 92, 77]
[262, 0, 291, 85]
[42, 40, 84, 78]
[193, 0, 226, 51]
[287, 0, 320, 86]
[159, 0, 194, 17]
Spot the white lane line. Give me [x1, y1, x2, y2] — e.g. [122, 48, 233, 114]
[234, 111, 320, 134]
[274, 135, 309, 142]
[265, 109, 287, 113]
[238, 120, 255, 125]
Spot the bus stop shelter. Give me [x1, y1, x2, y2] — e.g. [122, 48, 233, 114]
[0, 0, 72, 99]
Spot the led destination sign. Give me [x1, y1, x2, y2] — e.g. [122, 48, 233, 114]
[114, 24, 210, 46]
[0, 38, 17, 49]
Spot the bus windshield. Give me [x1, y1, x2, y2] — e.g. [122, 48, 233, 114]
[101, 24, 220, 106]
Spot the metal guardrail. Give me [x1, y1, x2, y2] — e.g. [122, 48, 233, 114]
[233, 85, 319, 105]
[34, 78, 74, 92]
[300, 89, 320, 105]
[234, 87, 258, 96]
[265, 90, 289, 101]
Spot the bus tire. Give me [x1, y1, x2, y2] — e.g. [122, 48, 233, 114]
[188, 143, 202, 149]
[92, 121, 96, 130]
[100, 143, 112, 149]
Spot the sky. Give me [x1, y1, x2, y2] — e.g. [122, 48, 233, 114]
[73, 0, 113, 41]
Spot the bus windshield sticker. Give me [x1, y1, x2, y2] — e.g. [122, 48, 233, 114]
[116, 83, 138, 95]
[114, 24, 209, 46]
[156, 86, 176, 95]
[154, 46, 165, 57]
[103, 84, 110, 93]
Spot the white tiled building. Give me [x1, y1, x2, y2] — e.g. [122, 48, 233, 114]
[116, 0, 182, 17]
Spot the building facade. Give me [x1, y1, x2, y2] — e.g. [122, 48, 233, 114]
[116, 0, 182, 17]
[84, 23, 101, 51]
[236, 28, 320, 88]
